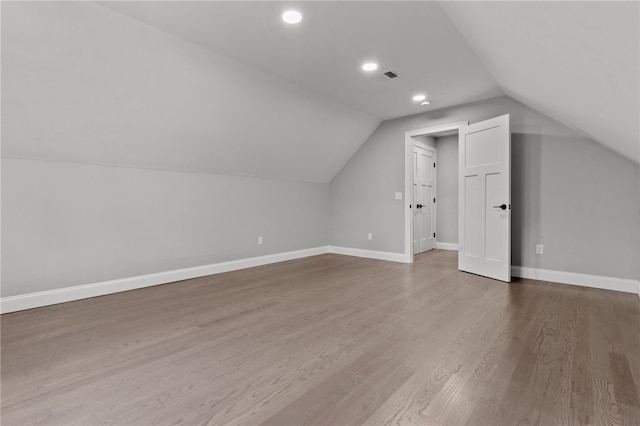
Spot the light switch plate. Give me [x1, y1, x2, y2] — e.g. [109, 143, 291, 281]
[394, 192, 403, 200]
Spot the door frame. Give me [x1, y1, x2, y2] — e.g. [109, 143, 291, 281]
[412, 141, 437, 255]
[404, 121, 468, 263]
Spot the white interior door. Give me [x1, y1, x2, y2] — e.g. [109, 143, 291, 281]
[458, 114, 511, 282]
[413, 144, 436, 254]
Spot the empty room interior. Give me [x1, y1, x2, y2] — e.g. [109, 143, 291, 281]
[2, 1, 640, 425]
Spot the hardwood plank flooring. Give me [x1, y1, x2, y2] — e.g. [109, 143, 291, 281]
[1, 251, 638, 425]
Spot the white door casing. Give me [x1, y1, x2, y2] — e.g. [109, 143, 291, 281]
[404, 122, 467, 263]
[413, 143, 436, 254]
[458, 114, 511, 282]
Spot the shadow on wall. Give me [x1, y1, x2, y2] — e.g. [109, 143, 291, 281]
[511, 132, 542, 269]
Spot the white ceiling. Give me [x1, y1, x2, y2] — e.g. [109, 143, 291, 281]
[441, 1, 640, 163]
[98, 1, 505, 121]
[3, 1, 379, 183]
[5, 1, 637, 185]
[101, 0, 640, 165]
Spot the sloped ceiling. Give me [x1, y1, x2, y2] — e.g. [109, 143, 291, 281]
[98, 1, 504, 121]
[441, 1, 640, 163]
[97, 1, 640, 165]
[3, 1, 507, 183]
[4, 1, 638, 186]
[2, 1, 379, 183]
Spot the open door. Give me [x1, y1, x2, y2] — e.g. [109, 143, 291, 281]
[458, 114, 511, 282]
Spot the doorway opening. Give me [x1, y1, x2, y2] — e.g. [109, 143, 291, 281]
[404, 122, 468, 263]
[405, 116, 512, 282]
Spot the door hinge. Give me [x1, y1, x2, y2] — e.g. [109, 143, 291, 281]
[409, 204, 412, 208]
[434, 197, 436, 203]
[434, 162, 436, 168]
[433, 232, 436, 238]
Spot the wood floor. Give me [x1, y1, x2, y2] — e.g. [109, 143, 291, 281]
[2, 251, 639, 425]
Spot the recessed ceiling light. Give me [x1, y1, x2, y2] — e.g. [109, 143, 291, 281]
[361, 62, 378, 72]
[421, 101, 431, 106]
[282, 10, 302, 24]
[412, 94, 426, 102]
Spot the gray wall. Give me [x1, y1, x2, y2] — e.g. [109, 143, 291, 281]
[330, 96, 640, 280]
[1, 1, 340, 299]
[434, 135, 458, 244]
[1, 158, 329, 297]
[413, 135, 436, 149]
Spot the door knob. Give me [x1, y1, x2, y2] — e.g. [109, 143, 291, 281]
[492, 204, 507, 210]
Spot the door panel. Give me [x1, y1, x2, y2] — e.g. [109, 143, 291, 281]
[485, 172, 503, 262]
[463, 174, 481, 258]
[458, 115, 511, 282]
[465, 126, 502, 167]
[419, 184, 431, 249]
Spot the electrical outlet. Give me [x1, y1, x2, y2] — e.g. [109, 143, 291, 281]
[258, 236, 263, 245]
[394, 192, 403, 200]
[368, 233, 373, 241]
[536, 244, 543, 254]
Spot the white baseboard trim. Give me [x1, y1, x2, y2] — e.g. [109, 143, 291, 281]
[327, 246, 409, 263]
[0, 246, 329, 314]
[5, 249, 636, 314]
[512, 266, 640, 296]
[435, 242, 459, 251]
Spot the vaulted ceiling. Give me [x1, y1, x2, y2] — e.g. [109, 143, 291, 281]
[4, 1, 638, 185]
[441, 1, 639, 163]
[99, 1, 640, 165]
[99, 1, 505, 120]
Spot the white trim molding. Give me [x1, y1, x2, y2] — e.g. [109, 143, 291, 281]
[5, 249, 637, 314]
[512, 266, 640, 296]
[435, 242, 459, 251]
[0, 246, 329, 314]
[327, 246, 409, 263]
